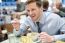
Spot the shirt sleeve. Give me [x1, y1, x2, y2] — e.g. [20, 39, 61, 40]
[58, 11, 65, 17]
[53, 34, 65, 41]
[53, 16, 65, 41]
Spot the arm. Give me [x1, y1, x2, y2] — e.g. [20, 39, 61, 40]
[57, 11, 65, 17]
[39, 15, 65, 43]
[53, 34, 65, 41]
[52, 7, 65, 17]
[53, 17, 65, 41]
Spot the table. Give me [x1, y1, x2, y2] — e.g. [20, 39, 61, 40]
[1, 38, 65, 43]
[0, 37, 20, 43]
[1, 40, 9, 43]
[0, 33, 65, 43]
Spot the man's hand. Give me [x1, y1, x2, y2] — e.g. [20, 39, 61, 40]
[12, 18, 20, 31]
[39, 32, 54, 43]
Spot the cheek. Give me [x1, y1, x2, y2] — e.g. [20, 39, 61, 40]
[36, 12, 40, 17]
[36, 14, 39, 18]
[34, 14, 39, 21]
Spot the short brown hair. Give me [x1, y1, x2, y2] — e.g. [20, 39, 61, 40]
[43, 0, 49, 10]
[25, 0, 42, 8]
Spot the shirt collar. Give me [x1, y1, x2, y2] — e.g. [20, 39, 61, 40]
[39, 12, 46, 24]
[35, 12, 46, 24]
[35, 13, 42, 22]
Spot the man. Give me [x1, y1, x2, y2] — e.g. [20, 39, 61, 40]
[52, 2, 65, 17]
[12, 0, 65, 43]
[16, 0, 25, 12]
[42, 0, 49, 11]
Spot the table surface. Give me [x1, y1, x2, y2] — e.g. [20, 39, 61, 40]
[1, 39, 65, 43]
[0, 37, 20, 43]
[0, 33, 65, 43]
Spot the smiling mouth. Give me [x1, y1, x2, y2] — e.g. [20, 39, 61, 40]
[31, 14, 35, 17]
[31, 15, 35, 18]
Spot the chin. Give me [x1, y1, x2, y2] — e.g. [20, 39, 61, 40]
[32, 19, 36, 22]
[31, 17, 37, 21]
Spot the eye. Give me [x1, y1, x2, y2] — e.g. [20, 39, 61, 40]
[32, 9, 35, 11]
[27, 10, 30, 12]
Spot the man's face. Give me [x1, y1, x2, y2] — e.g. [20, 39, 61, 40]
[26, 2, 42, 21]
[55, 3, 62, 9]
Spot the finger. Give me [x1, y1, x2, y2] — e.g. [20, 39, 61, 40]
[40, 33, 48, 38]
[40, 32, 47, 35]
[39, 35, 47, 39]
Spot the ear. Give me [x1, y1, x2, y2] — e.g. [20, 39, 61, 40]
[41, 7, 43, 10]
[40, 6, 43, 11]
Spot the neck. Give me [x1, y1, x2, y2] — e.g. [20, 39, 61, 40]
[36, 13, 42, 22]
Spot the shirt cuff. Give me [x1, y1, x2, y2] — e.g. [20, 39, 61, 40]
[53, 34, 65, 41]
